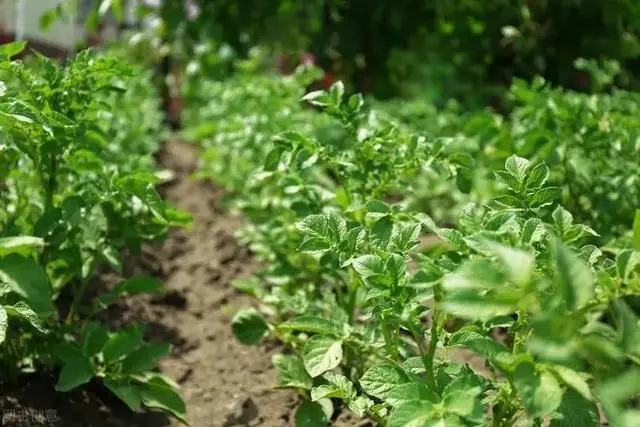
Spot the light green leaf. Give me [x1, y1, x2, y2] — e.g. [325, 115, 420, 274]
[352, 254, 386, 279]
[443, 260, 505, 291]
[295, 401, 329, 427]
[0, 306, 7, 344]
[55, 356, 95, 392]
[442, 374, 486, 423]
[3, 301, 45, 333]
[278, 315, 342, 336]
[633, 210, 640, 251]
[298, 238, 331, 253]
[512, 362, 563, 418]
[443, 290, 518, 320]
[385, 382, 439, 407]
[505, 155, 531, 183]
[0, 41, 26, 59]
[552, 365, 592, 401]
[486, 242, 534, 286]
[387, 400, 435, 427]
[0, 254, 54, 318]
[389, 223, 421, 253]
[302, 90, 331, 107]
[303, 336, 343, 378]
[449, 330, 510, 360]
[522, 218, 546, 244]
[231, 308, 269, 345]
[360, 364, 410, 399]
[272, 355, 313, 390]
[552, 206, 574, 236]
[311, 372, 356, 401]
[525, 163, 550, 189]
[0, 236, 45, 256]
[551, 238, 594, 310]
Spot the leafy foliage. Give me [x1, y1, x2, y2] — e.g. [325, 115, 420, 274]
[0, 42, 189, 423]
[188, 64, 640, 426]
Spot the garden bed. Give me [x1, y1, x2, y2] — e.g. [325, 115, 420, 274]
[0, 141, 368, 427]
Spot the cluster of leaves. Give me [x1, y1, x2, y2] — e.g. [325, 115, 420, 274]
[187, 70, 640, 426]
[0, 42, 189, 423]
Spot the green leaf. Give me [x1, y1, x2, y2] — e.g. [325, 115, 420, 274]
[389, 223, 421, 253]
[0, 306, 7, 344]
[530, 187, 561, 208]
[552, 206, 574, 236]
[264, 147, 286, 171]
[272, 354, 313, 390]
[3, 301, 45, 333]
[81, 322, 109, 356]
[140, 380, 188, 425]
[104, 379, 142, 411]
[231, 308, 269, 345]
[0, 236, 45, 256]
[278, 315, 342, 336]
[55, 355, 96, 392]
[385, 382, 439, 407]
[0, 41, 26, 59]
[525, 163, 550, 189]
[298, 237, 331, 254]
[633, 210, 640, 251]
[360, 364, 409, 399]
[522, 218, 546, 244]
[303, 336, 343, 378]
[443, 290, 518, 320]
[98, 276, 164, 308]
[442, 374, 486, 423]
[0, 254, 54, 318]
[121, 342, 171, 375]
[449, 330, 510, 360]
[387, 401, 435, 427]
[102, 326, 144, 362]
[505, 155, 531, 183]
[294, 401, 329, 427]
[486, 242, 534, 286]
[512, 362, 563, 418]
[549, 390, 598, 427]
[551, 238, 594, 310]
[352, 254, 386, 279]
[302, 90, 331, 107]
[370, 215, 394, 248]
[311, 372, 356, 401]
[297, 215, 329, 239]
[443, 259, 505, 290]
[552, 365, 592, 401]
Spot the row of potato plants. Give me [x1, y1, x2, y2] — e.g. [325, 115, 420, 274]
[0, 42, 189, 423]
[184, 56, 640, 427]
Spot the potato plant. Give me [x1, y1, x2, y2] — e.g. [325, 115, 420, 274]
[0, 42, 189, 423]
[185, 71, 640, 426]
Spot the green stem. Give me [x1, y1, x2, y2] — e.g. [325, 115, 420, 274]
[66, 277, 90, 325]
[424, 304, 441, 392]
[379, 313, 399, 361]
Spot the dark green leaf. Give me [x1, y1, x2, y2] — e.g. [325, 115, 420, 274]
[231, 308, 269, 345]
[55, 356, 95, 392]
[294, 401, 328, 427]
[0, 254, 54, 318]
[121, 342, 171, 375]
